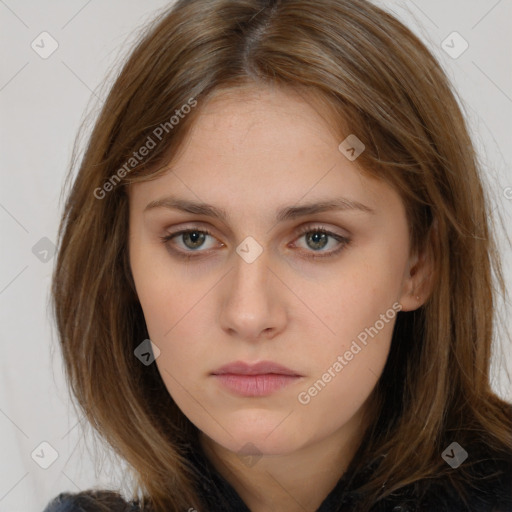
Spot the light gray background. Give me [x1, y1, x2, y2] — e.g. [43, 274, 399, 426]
[1, 1, 511, 510]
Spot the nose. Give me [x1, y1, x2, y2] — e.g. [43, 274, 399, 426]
[218, 248, 287, 342]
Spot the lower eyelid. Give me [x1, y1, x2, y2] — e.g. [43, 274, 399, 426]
[293, 235, 349, 258]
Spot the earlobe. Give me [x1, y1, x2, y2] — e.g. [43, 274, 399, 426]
[399, 291, 426, 312]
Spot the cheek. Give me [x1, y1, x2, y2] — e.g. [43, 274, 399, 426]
[130, 236, 201, 335]
[136, 277, 209, 404]
[318, 252, 404, 342]
[130, 250, 218, 393]
[295, 275, 399, 429]
[134, 273, 208, 360]
[303, 245, 405, 392]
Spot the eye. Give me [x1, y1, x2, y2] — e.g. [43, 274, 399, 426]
[160, 225, 351, 260]
[292, 225, 350, 259]
[160, 228, 220, 259]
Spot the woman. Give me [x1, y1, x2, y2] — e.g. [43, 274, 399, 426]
[44, 0, 512, 510]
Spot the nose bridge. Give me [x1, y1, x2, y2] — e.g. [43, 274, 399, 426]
[219, 241, 285, 339]
[229, 243, 272, 307]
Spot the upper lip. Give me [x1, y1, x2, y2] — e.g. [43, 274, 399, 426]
[212, 360, 301, 376]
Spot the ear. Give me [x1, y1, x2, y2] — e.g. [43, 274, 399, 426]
[398, 220, 436, 312]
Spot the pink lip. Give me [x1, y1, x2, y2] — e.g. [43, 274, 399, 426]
[211, 361, 303, 397]
[212, 360, 301, 376]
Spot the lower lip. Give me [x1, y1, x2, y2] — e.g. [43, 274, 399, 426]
[213, 373, 302, 397]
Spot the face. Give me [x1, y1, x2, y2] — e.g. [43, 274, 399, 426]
[128, 85, 422, 458]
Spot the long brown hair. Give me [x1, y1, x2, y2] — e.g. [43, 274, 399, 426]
[51, 0, 512, 510]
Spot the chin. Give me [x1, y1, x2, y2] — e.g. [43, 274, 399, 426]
[205, 421, 307, 457]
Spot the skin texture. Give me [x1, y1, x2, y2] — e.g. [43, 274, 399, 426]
[128, 85, 431, 511]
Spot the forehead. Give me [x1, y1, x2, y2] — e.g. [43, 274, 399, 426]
[187, 83, 344, 149]
[128, 84, 403, 225]
[148, 85, 362, 191]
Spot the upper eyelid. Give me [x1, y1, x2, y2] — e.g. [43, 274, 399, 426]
[163, 221, 350, 238]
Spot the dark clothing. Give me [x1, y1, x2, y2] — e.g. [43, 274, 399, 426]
[43, 438, 512, 512]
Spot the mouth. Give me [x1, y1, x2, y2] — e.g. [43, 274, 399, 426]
[211, 360, 303, 397]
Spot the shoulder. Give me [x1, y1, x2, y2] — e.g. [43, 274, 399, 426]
[42, 490, 142, 512]
[375, 450, 512, 512]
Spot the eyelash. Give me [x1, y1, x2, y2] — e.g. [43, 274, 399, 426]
[159, 225, 351, 261]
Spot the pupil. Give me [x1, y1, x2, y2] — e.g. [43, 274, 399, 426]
[308, 232, 327, 250]
[185, 231, 204, 249]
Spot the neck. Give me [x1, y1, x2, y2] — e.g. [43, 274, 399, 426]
[198, 404, 369, 512]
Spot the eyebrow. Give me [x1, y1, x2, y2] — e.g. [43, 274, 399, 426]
[144, 195, 375, 222]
